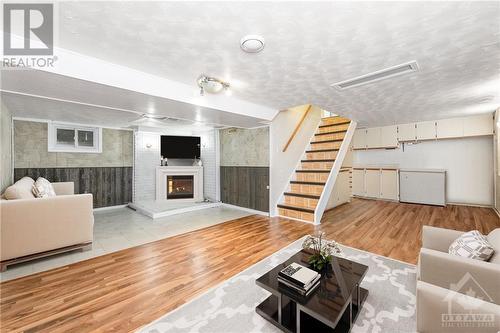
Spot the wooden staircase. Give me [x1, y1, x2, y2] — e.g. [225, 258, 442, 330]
[277, 116, 353, 223]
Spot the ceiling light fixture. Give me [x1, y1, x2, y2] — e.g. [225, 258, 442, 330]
[197, 75, 230, 96]
[331, 60, 419, 90]
[240, 35, 265, 53]
[143, 113, 167, 120]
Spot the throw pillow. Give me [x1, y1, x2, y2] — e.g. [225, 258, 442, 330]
[3, 177, 36, 200]
[32, 177, 56, 198]
[486, 229, 500, 264]
[449, 230, 495, 261]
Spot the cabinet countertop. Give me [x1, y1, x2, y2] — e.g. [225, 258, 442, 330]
[399, 168, 446, 173]
[352, 166, 446, 173]
[352, 164, 399, 170]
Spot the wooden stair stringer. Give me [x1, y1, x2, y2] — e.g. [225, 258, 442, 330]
[312, 120, 357, 224]
[276, 116, 355, 224]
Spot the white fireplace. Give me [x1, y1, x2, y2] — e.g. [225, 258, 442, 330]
[156, 166, 204, 202]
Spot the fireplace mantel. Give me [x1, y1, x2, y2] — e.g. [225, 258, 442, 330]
[156, 166, 204, 202]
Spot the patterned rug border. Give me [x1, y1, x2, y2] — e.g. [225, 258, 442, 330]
[138, 236, 416, 331]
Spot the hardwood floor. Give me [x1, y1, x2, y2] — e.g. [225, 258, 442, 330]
[1, 199, 498, 332]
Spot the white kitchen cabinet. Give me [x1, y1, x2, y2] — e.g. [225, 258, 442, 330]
[327, 179, 340, 208]
[352, 169, 365, 196]
[436, 117, 464, 139]
[326, 170, 351, 209]
[353, 129, 366, 149]
[416, 121, 436, 140]
[380, 169, 399, 201]
[359, 114, 493, 149]
[338, 171, 351, 203]
[366, 127, 382, 148]
[397, 123, 416, 141]
[380, 125, 398, 148]
[365, 169, 380, 198]
[463, 114, 494, 137]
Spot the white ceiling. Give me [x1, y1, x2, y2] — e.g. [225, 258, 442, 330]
[1, 70, 268, 129]
[51, 1, 500, 126]
[2, 91, 218, 133]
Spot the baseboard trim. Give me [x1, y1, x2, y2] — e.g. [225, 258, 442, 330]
[323, 200, 350, 213]
[352, 195, 399, 203]
[93, 204, 128, 212]
[493, 207, 500, 218]
[279, 214, 317, 225]
[352, 197, 493, 208]
[446, 202, 493, 208]
[221, 203, 269, 216]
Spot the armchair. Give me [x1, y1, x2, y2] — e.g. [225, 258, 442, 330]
[417, 226, 500, 332]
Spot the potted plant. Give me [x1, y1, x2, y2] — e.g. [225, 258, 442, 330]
[302, 232, 343, 272]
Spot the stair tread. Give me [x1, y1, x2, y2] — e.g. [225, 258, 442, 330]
[301, 159, 335, 162]
[277, 204, 315, 214]
[290, 180, 326, 185]
[284, 192, 320, 199]
[315, 130, 347, 136]
[306, 148, 340, 153]
[296, 169, 331, 173]
[311, 139, 344, 144]
[319, 121, 351, 128]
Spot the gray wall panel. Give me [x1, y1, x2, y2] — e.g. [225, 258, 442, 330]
[220, 166, 269, 212]
[14, 167, 132, 208]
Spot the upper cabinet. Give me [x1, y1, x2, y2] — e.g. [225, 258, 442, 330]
[380, 125, 398, 148]
[416, 121, 436, 140]
[353, 129, 366, 149]
[397, 123, 416, 142]
[355, 113, 493, 150]
[354, 126, 397, 149]
[366, 127, 382, 148]
[436, 117, 464, 139]
[463, 114, 493, 137]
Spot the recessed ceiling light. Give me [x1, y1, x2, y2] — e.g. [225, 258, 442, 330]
[240, 35, 265, 53]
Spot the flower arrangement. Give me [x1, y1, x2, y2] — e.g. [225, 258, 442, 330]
[302, 232, 343, 271]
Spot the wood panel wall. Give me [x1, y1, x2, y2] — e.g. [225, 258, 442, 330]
[14, 167, 133, 208]
[220, 166, 269, 212]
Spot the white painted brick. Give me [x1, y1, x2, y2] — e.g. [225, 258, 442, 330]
[134, 130, 218, 203]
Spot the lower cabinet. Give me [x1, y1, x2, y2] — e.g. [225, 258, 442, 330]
[326, 170, 351, 209]
[380, 170, 399, 201]
[365, 169, 380, 198]
[352, 169, 365, 196]
[352, 167, 399, 201]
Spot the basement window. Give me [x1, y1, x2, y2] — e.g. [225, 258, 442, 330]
[48, 123, 102, 153]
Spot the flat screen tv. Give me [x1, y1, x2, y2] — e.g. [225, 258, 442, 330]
[161, 135, 200, 159]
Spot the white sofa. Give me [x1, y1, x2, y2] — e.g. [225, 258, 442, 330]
[417, 226, 500, 332]
[0, 180, 94, 271]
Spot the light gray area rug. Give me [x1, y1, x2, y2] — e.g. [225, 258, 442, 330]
[140, 237, 417, 333]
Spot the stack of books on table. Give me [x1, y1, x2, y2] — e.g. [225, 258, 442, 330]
[277, 262, 321, 296]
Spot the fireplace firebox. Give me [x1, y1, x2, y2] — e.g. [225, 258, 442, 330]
[167, 175, 194, 199]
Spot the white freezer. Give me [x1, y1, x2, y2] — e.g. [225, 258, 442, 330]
[399, 169, 446, 206]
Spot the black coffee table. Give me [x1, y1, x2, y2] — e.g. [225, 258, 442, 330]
[255, 250, 368, 333]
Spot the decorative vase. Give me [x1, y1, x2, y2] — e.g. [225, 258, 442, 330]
[308, 252, 332, 272]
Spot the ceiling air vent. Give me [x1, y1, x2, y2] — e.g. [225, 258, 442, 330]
[331, 61, 419, 90]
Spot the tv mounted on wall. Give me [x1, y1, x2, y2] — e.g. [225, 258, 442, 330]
[160, 135, 200, 159]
